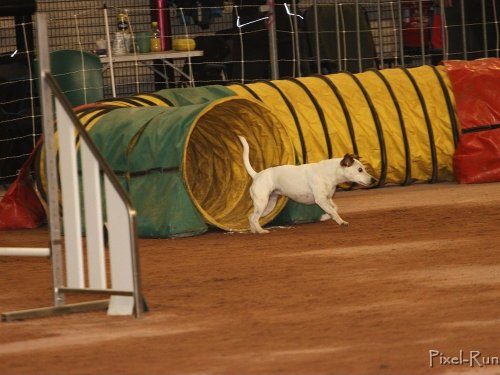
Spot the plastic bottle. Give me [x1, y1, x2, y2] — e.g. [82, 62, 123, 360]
[112, 32, 126, 55]
[117, 10, 133, 53]
[150, 21, 162, 52]
[117, 12, 130, 33]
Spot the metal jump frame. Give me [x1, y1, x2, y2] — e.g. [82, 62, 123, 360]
[1, 12, 144, 322]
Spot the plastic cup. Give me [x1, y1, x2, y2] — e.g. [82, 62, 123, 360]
[136, 32, 151, 53]
[96, 38, 107, 55]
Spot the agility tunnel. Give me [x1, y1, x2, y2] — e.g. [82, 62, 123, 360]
[36, 64, 461, 237]
[228, 65, 459, 184]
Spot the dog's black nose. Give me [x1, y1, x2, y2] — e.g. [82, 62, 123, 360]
[370, 177, 377, 185]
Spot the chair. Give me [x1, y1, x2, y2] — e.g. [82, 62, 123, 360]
[45, 49, 104, 107]
[303, 4, 377, 74]
[0, 57, 40, 184]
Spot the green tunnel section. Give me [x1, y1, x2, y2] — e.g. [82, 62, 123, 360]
[37, 65, 459, 237]
[38, 90, 295, 237]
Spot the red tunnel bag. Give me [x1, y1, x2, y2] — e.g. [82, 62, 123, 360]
[444, 58, 500, 183]
[0, 140, 46, 230]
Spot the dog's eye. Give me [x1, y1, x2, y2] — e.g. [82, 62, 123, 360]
[358, 167, 363, 173]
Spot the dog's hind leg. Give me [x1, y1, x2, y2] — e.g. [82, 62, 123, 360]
[248, 189, 271, 234]
[262, 192, 279, 217]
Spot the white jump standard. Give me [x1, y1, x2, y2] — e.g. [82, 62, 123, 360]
[1, 13, 144, 322]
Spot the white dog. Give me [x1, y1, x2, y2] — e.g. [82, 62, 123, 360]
[238, 136, 377, 234]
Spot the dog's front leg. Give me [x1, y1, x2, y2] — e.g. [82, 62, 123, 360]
[315, 198, 349, 226]
[320, 199, 337, 222]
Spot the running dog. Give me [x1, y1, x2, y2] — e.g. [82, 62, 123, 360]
[238, 136, 377, 234]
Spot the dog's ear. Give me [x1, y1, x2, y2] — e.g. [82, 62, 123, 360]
[340, 153, 354, 167]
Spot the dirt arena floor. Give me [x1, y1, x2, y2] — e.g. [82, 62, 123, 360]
[1, 182, 500, 375]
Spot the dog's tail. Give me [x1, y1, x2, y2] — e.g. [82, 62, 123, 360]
[238, 136, 257, 178]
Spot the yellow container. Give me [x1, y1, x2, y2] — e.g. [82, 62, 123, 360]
[150, 21, 161, 52]
[150, 37, 161, 52]
[172, 38, 196, 51]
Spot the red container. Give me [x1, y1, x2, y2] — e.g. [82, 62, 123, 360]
[157, 0, 170, 51]
[402, 1, 433, 48]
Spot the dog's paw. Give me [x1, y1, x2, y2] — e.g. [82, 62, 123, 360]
[319, 213, 331, 222]
[339, 220, 349, 226]
[251, 228, 270, 234]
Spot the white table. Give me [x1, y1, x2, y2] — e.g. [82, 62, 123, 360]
[100, 50, 204, 94]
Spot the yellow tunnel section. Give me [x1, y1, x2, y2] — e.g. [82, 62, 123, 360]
[228, 65, 459, 186]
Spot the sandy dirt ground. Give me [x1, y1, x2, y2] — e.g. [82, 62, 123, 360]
[1, 182, 500, 375]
